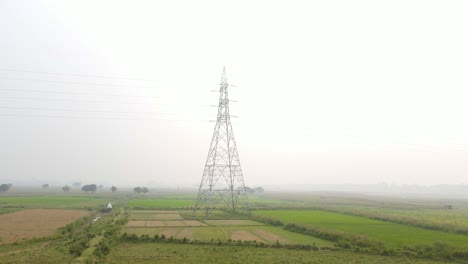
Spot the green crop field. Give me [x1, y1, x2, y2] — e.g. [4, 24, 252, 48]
[0, 196, 109, 209]
[105, 242, 450, 264]
[254, 210, 468, 248]
[259, 192, 468, 234]
[124, 209, 333, 246]
[130, 212, 184, 220]
[322, 206, 468, 235]
[128, 198, 195, 209]
[123, 225, 333, 246]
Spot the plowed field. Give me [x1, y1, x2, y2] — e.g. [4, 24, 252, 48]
[0, 209, 88, 244]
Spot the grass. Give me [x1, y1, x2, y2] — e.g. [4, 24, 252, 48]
[254, 210, 468, 248]
[0, 196, 109, 209]
[0, 240, 74, 264]
[0, 208, 22, 214]
[105, 242, 451, 264]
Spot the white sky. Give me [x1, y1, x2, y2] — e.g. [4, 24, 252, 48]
[1, 0, 467, 187]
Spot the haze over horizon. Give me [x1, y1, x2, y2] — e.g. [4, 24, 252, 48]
[1, 1, 468, 188]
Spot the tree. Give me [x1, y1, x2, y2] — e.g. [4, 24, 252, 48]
[0, 184, 10, 192]
[254, 187, 264, 193]
[241, 186, 264, 195]
[62, 186, 71, 192]
[243, 186, 254, 194]
[42, 184, 49, 190]
[98, 184, 104, 190]
[111, 186, 117, 193]
[133, 187, 143, 193]
[81, 184, 97, 193]
[133, 187, 149, 194]
[72, 182, 81, 188]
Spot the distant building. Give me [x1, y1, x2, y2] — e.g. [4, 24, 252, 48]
[101, 202, 112, 213]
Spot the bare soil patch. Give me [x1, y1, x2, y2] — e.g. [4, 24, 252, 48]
[204, 220, 263, 226]
[0, 209, 88, 244]
[230, 230, 264, 242]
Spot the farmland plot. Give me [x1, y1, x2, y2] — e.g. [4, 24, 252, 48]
[126, 220, 207, 227]
[255, 210, 468, 248]
[0, 209, 88, 244]
[130, 213, 183, 220]
[106, 242, 450, 264]
[0, 196, 108, 209]
[123, 210, 332, 246]
[128, 199, 194, 209]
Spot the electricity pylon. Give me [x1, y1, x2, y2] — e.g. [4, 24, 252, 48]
[193, 68, 249, 217]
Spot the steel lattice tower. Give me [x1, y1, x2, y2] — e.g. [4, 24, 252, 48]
[193, 68, 249, 217]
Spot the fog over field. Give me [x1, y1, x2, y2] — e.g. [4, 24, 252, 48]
[1, 1, 467, 189]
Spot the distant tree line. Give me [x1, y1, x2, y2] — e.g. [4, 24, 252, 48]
[55, 183, 116, 193]
[82, 184, 97, 193]
[243, 186, 264, 194]
[134, 187, 149, 194]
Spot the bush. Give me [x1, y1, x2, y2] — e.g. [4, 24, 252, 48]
[69, 238, 88, 256]
[94, 240, 111, 257]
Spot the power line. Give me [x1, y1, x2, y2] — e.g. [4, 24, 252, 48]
[0, 106, 205, 116]
[0, 76, 169, 90]
[0, 88, 175, 99]
[0, 113, 209, 122]
[0, 96, 211, 107]
[0, 96, 155, 105]
[0, 68, 158, 82]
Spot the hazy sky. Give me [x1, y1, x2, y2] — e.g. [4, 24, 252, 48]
[1, 1, 467, 187]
